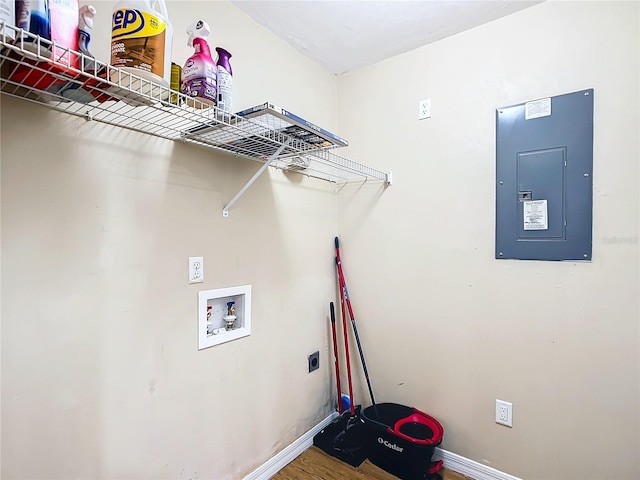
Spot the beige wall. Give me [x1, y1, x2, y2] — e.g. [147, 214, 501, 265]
[2, 1, 639, 480]
[336, 1, 639, 480]
[1, 2, 338, 479]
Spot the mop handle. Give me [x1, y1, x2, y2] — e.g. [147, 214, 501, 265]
[336, 259, 378, 411]
[338, 265, 356, 415]
[329, 302, 343, 414]
[335, 237, 378, 415]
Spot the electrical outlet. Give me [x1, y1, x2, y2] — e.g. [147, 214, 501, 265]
[308, 351, 320, 373]
[495, 399, 513, 427]
[418, 98, 431, 120]
[189, 256, 204, 284]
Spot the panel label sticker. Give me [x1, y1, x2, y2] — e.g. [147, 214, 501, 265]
[525, 98, 551, 120]
[523, 200, 549, 230]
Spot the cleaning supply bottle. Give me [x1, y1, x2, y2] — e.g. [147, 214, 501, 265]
[0, 0, 16, 42]
[170, 62, 182, 105]
[15, 0, 30, 32]
[110, 0, 173, 95]
[78, 5, 97, 71]
[181, 20, 216, 108]
[60, 5, 97, 103]
[215, 47, 232, 113]
[23, 0, 52, 56]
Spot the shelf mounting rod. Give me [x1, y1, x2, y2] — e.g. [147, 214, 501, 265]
[222, 141, 289, 217]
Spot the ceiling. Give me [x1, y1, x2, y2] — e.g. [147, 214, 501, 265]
[230, 1, 544, 75]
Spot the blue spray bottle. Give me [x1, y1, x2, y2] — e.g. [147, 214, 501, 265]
[181, 20, 217, 108]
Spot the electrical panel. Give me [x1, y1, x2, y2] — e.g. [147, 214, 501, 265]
[495, 89, 594, 261]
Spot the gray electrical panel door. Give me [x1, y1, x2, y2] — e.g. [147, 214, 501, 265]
[495, 89, 594, 261]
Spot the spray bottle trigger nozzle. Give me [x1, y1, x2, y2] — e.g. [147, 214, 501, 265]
[79, 5, 96, 31]
[185, 20, 210, 47]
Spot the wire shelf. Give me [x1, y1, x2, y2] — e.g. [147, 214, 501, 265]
[0, 22, 392, 187]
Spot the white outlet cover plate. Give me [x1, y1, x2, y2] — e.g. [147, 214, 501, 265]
[189, 256, 204, 284]
[495, 399, 513, 427]
[419, 98, 431, 120]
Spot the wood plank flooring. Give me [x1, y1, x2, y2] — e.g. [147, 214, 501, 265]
[272, 446, 473, 480]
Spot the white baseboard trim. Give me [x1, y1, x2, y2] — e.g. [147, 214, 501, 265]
[242, 412, 339, 480]
[243, 412, 522, 480]
[433, 447, 523, 480]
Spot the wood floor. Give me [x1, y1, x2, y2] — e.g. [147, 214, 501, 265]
[272, 446, 473, 480]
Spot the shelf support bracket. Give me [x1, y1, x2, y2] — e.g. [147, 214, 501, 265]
[222, 141, 289, 217]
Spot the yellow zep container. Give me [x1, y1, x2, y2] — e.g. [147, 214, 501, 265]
[110, 0, 173, 92]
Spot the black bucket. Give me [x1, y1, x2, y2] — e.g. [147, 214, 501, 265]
[362, 403, 444, 480]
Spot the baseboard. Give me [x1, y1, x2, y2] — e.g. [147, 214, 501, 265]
[243, 411, 522, 480]
[242, 411, 339, 480]
[433, 448, 523, 480]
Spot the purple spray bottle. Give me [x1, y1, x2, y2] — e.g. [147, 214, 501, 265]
[215, 47, 233, 113]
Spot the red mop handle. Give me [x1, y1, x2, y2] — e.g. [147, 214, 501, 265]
[329, 302, 343, 414]
[337, 258, 355, 415]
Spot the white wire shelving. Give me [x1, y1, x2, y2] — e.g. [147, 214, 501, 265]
[0, 22, 391, 216]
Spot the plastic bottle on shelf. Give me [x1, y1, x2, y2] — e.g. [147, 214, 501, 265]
[110, 0, 173, 98]
[77, 5, 96, 60]
[60, 5, 97, 103]
[0, 0, 16, 42]
[9, 0, 81, 93]
[215, 47, 232, 113]
[180, 20, 217, 108]
[15, 0, 30, 32]
[169, 62, 182, 105]
[17, 0, 78, 62]
[22, 0, 52, 56]
[48, 0, 79, 65]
